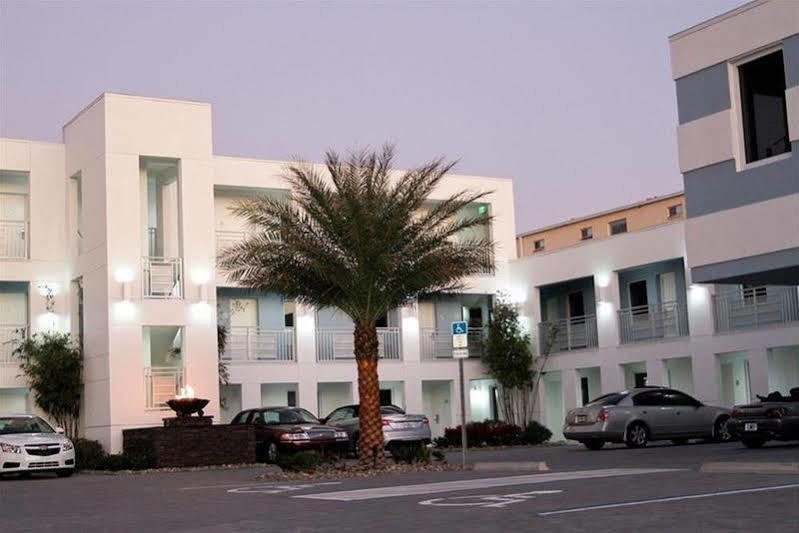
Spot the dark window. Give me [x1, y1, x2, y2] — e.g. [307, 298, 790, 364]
[230, 411, 249, 425]
[580, 377, 590, 406]
[587, 393, 628, 406]
[467, 307, 483, 328]
[379, 389, 392, 406]
[284, 312, 294, 328]
[609, 219, 627, 236]
[739, 50, 791, 163]
[580, 227, 593, 240]
[568, 292, 585, 318]
[380, 405, 404, 415]
[375, 313, 388, 328]
[668, 204, 684, 218]
[534, 239, 545, 252]
[286, 390, 296, 407]
[662, 390, 698, 406]
[326, 407, 355, 422]
[629, 280, 649, 308]
[742, 285, 768, 305]
[633, 390, 664, 406]
[634, 372, 648, 388]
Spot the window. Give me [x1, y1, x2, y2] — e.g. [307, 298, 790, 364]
[667, 204, 683, 218]
[609, 219, 627, 236]
[662, 390, 699, 407]
[326, 406, 354, 422]
[580, 227, 593, 240]
[632, 390, 664, 406]
[533, 239, 545, 252]
[586, 393, 628, 406]
[737, 49, 790, 164]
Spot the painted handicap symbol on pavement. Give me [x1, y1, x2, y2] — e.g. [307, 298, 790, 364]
[228, 482, 342, 494]
[419, 489, 563, 508]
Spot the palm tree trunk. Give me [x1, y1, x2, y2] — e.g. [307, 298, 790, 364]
[354, 321, 386, 468]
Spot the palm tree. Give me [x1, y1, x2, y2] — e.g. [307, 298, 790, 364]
[219, 145, 493, 468]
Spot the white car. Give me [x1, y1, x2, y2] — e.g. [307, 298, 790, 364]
[0, 414, 76, 478]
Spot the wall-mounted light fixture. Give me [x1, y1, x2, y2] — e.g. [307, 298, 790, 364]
[115, 267, 135, 301]
[192, 268, 210, 302]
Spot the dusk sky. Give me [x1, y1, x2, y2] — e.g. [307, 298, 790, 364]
[1, 0, 742, 233]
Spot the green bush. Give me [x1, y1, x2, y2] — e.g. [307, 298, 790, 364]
[389, 442, 431, 465]
[520, 421, 552, 445]
[431, 449, 446, 463]
[277, 451, 322, 473]
[74, 439, 106, 470]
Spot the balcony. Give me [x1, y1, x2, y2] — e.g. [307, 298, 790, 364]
[316, 327, 402, 361]
[223, 327, 295, 362]
[0, 325, 26, 363]
[145, 367, 184, 409]
[142, 256, 183, 299]
[538, 315, 598, 354]
[618, 302, 688, 344]
[420, 326, 487, 360]
[0, 220, 27, 260]
[713, 286, 799, 333]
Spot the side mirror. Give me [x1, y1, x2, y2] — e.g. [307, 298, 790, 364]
[55, 427, 65, 434]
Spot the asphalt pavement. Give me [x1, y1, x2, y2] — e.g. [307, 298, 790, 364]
[1, 441, 798, 532]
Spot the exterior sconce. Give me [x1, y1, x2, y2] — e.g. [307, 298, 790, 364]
[122, 281, 133, 301]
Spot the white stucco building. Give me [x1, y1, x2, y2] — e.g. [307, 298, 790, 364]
[0, 93, 516, 452]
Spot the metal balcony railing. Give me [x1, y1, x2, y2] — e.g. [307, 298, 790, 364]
[223, 327, 295, 362]
[419, 326, 488, 360]
[142, 256, 183, 299]
[472, 246, 495, 275]
[713, 286, 799, 333]
[215, 229, 281, 255]
[316, 327, 402, 361]
[144, 367, 184, 409]
[538, 315, 598, 354]
[0, 220, 28, 259]
[0, 325, 27, 363]
[618, 301, 688, 344]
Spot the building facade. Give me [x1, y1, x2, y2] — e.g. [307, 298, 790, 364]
[0, 93, 516, 452]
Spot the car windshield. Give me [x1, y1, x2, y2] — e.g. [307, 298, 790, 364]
[0, 416, 54, 435]
[586, 393, 627, 407]
[266, 409, 320, 425]
[380, 406, 405, 415]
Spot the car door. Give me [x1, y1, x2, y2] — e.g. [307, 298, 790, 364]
[325, 406, 357, 436]
[632, 390, 674, 438]
[664, 390, 706, 436]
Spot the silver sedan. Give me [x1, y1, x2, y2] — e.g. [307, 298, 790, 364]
[563, 387, 731, 450]
[322, 404, 431, 455]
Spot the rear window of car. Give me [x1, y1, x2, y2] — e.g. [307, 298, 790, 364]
[380, 406, 405, 415]
[586, 393, 627, 406]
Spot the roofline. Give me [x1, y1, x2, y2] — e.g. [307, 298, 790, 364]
[517, 190, 684, 239]
[668, 0, 765, 41]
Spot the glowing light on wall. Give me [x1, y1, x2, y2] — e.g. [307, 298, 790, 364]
[595, 272, 611, 288]
[191, 268, 210, 285]
[597, 300, 614, 317]
[114, 267, 135, 283]
[113, 301, 137, 322]
[297, 314, 315, 335]
[509, 287, 528, 304]
[190, 301, 213, 322]
[37, 312, 58, 331]
[401, 315, 419, 335]
[689, 284, 707, 306]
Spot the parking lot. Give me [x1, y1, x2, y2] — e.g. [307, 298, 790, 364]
[1, 441, 798, 532]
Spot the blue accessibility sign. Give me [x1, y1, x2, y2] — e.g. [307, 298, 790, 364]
[451, 321, 468, 335]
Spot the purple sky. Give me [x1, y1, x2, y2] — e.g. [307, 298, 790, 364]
[1, 1, 742, 233]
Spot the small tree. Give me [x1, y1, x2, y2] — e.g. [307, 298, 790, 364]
[14, 332, 82, 437]
[482, 296, 534, 426]
[217, 325, 230, 409]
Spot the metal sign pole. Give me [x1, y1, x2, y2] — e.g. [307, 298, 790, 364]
[459, 357, 467, 470]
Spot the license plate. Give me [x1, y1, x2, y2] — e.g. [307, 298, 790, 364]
[391, 422, 416, 429]
[576, 415, 588, 423]
[744, 422, 758, 432]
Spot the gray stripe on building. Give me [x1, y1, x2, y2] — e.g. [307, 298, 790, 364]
[691, 247, 799, 285]
[783, 33, 799, 89]
[675, 63, 730, 125]
[684, 143, 799, 218]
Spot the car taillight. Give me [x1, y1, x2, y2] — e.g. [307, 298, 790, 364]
[596, 408, 609, 422]
[382, 420, 391, 426]
[730, 409, 742, 419]
[422, 417, 429, 425]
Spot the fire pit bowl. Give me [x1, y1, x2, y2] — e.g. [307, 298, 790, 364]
[167, 397, 210, 417]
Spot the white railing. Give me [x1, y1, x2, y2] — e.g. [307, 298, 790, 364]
[419, 326, 488, 360]
[145, 367, 184, 409]
[142, 256, 183, 299]
[472, 246, 494, 275]
[538, 315, 598, 354]
[0, 325, 27, 363]
[0, 220, 28, 259]
[316, 327, 402, 361]
[713, 286, 799, 333]
[223, 327, 295, 362]
[618, 301, 688, 344]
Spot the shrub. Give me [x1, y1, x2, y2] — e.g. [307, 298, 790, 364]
[389, 442, 430, 465]
[443, 421, 523, 447]
[521, 421, 552, 445]
[431, 449, 446, 463]
[277, 451, 321, 473]
[74, 439, 106, 470]
[432, 436, 449, 448]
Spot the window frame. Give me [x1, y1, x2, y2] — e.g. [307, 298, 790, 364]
[608, 218, 627, 236]
[580, 226, 593, 241]
[728, 44, 792, 172]
[667, 204, 683, 218]
[533, 239, 545, 252]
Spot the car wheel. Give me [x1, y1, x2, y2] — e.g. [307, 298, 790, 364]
[741, 437, 766, 449]
[714, 417, 732, 443]
[56, 469, 74, 478]
[266, 442, 279, 463]
[671, 438, 689, 445]
[625, 423, 649, 448]
[583, 440, 605, 451]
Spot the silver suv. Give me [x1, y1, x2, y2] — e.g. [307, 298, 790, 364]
[322, 404, 431, 456]
[563, 387, 731, 450]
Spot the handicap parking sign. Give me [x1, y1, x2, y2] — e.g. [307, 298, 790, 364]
[452, 321, 468, 335]
[452, 321, 468, 350]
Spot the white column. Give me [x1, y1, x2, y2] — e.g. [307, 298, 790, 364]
[596, 272, 620, 348]
[600, 362, 623, 393]
[686, 274, 714, 337]
[747, 347, 769, 401]
[400, 303, 420, 363]
[562, 368, 580, 413]
[241, 382, 261, 410]
[692, 349, 720, 405]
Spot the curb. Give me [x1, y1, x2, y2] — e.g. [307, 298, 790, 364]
[700, 462, 799, 475]
[472, 461, 549, 472]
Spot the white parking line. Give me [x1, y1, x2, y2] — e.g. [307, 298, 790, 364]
[295, 468, 684, 501]
[537, 483, 799, 516]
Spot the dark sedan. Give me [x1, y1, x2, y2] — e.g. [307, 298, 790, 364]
[729, 388, 799, 448]
[230, 407, 350, 462]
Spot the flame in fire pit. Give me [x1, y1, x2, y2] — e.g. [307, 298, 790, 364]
[176, 385, 195, 399]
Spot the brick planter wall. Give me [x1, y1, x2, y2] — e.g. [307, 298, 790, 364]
[123, 424, 257, 468]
